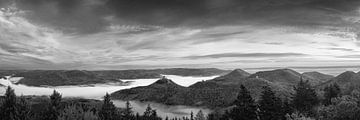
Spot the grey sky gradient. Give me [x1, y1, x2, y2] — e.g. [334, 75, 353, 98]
[0, 0, 360, 70]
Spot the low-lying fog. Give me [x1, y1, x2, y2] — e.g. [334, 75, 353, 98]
[0, 75, 218, 118]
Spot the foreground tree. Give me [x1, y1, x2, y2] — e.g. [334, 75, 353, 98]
[143, 104, 161, 120]
[0, 86, 17, 120]
[123, 101, 134, 120]
[194, 110, 206, 120]
[16, 96, 31, 120]
[317, 90, 360, 120]
[226, 85, 258, 120]
[292, 79, 319, 116]
[258, 86, 284, 120]
[44, 90, 63, 120]
[323, 83, 341, 106]
[99, 93, 118, 120]
[58, 104, 99, 120]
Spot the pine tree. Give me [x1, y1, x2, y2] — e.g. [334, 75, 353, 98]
[143, 104, 152, 118]
[194, 110, 206, 120]
[16, 95, 31, 120]
[292, 79, 319, 116]
[227, 85, 258, 120]
[135, 113, 140, 120]
[150, 109, 160, 120]
[58, 104, 98, 120]
[99, 93, 118, 120]
[323, 83, 341, 106]
[123, 101, 134, 120]
[281, 98, 293, 119]
[0, 86, 17, 120]
[45, 90, 63, 120]
[190, 111, 194, 120]
[258, 86, 283, 120]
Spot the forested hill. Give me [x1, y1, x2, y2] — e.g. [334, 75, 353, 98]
[0, 68, 229, 86]
[111, 68, 335, 108]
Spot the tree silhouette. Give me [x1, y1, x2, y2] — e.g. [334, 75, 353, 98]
[16, 95, 31, 120]
[323, 83, 341, 106]
[99, 93, 118, 120]
[123, 101, 134, 120]
[258, 86, 283, 120]
[0, 86, 17, 120]
[44, 90, 63, 120]
[292, 79, 319, 116]
[194, 110, 205, 120]
[226, 85, 258, 120]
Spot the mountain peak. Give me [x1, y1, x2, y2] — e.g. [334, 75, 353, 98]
[150, 76, 184, 88]
[227, 69, 250, 78]
[153, 76, 175, 84]
[333, 71, 358, 82]
[211, 69, 250, 83]
[248, 68, 301, 85]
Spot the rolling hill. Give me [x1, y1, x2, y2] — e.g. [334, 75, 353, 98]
[111, 69, 300, 108]
[0, 68, 229, 86]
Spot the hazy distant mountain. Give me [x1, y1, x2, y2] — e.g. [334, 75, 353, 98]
[15, 70, 121, 86]
[302, 71, 333, 85]
[111, 77, 187, 105]
[0, 68, 228, 86]
[248, 69, 302, 85]
[111, 69, 293, 108]
[211, 69, 250, 84]
[318, 71, 360, 91]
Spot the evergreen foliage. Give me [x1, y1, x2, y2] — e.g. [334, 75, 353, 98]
[323, 83, 341, 106]
[99, 93, 118, 120]
[0, 86, 18, 120]
[292, 79, 319, 116]
[258, 86, 284, 120]
[225, 85, 258, 120]
[194, 110, 206, 120]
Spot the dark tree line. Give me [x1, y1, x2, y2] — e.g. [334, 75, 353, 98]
[0, 79, 349, 120]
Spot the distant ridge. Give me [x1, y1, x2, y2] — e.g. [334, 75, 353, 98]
[0, 68, 228, 86]
[223, 69, 250, 78]
[319, 71, 360, 90]
[148, 76, 185, 88]
[212, 69, 250, 84]
[302, 71, 334, 85]
[112, 68, 298, 107]
[248, 69, 302, 85]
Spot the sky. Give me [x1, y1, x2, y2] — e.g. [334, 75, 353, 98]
[0, 0, 360, 70]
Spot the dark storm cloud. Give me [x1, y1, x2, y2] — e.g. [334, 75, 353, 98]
[5, 0, 360, 33]
[185, 53, 307, 59]
[12, 0, 110, 33]
[105, 0, 360, 27]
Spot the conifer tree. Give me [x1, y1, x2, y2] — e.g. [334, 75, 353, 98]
[143, 104, 152, 118]
[227, 85, 258, 120]
[45, 90, 63, 120]
[258, 86, 283, 120]
[194, 110, 206, 120]
[190, 111, 194, 120]
[99, 93, 118, 120]
[323, 83, 341, 106]
[0, 86, 17, 120]
[16, 95, 31, 120]
[292, 78, 319, 116]
[123, 101, 133, 120]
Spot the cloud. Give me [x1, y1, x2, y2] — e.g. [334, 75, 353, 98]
[185, 52, 307, 59]
[325, 47, 356, 52]
[1, 0, 360, 70]
[12, 0, 110, 34]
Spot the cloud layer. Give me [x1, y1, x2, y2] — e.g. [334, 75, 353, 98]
[0, 0, 360, 70]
